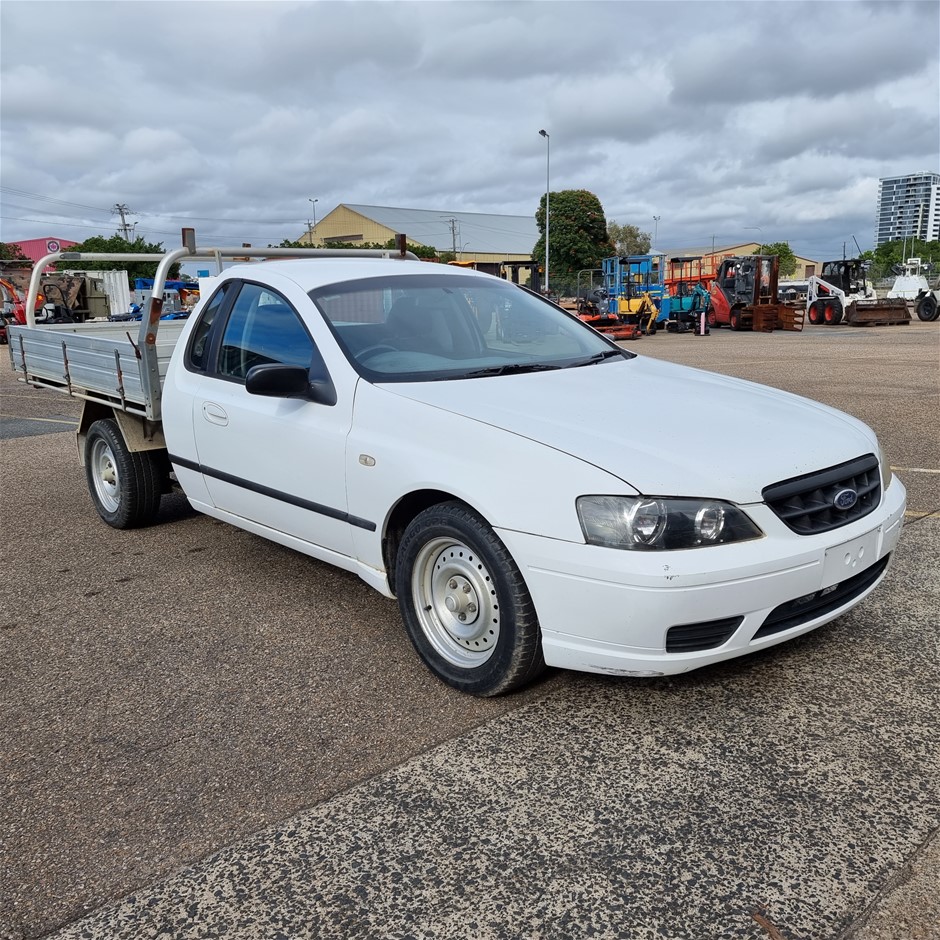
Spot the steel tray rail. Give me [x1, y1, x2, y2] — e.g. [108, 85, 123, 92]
[8, 231, 418, 420]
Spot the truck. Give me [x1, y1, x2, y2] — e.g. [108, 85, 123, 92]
[914, 283, 939, 322]
[883, 257, 938, 322]
[8, 233, 905, 696]
[707, 255, 804, 331]
[805, 259, 910, 326]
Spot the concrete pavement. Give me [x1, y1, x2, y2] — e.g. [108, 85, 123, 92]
[1, 322, 938, 939]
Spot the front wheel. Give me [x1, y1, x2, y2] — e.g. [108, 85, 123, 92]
[823, 299, 843, 325]
[916, 294, 939, 322]
[729, 310, 742, 331]
[84, 419, 164, 528]
[396, 502, 545, 696]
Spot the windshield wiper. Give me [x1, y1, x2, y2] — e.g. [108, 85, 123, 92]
[463, 363, 565, 378]
[569, 350, 626, 368]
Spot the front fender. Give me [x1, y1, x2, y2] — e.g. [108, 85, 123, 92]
[346, 381, 633, 573]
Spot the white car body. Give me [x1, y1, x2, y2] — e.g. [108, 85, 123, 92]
[161, 259, 905, 685]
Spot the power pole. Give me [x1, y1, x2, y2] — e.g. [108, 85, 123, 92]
[112, 203, 136, 241]
[444, 217, 459, 255]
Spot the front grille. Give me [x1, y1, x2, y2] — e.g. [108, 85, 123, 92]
[753, 553, 890, 639]
[666, 617, 743, 653]
[763, 454, 880, 535]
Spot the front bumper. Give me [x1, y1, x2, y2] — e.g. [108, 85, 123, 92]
[496, 476, 906, 677]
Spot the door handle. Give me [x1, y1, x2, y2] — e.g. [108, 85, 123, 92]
[202, 401, 229, 426]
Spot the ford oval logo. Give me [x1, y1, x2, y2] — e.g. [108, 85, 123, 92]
[833, 488, 858, 511]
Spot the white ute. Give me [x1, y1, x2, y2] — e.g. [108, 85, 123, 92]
[9, 239, 906, 695]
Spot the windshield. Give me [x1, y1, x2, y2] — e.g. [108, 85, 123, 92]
[309, 273, 631, 382]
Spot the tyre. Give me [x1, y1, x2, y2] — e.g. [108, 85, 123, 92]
[707, 310, 718, 328]
[807, 301, 823, 325]
[395, 501, 545, 696]
[729, 310, 742, 331]
[916, 294, 939, 322]
[84, 419, 163, 529]
[823, 299, 843, 325]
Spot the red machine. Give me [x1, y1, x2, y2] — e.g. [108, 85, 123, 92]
[0, 277, 36, 343]
[708, 255, 803, 332]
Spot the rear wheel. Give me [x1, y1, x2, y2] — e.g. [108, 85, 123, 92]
[916, 294, 939, 322]
[396, 501, 545, 696]
[707, 310, 719, 328]
[84, 419, 163, 528]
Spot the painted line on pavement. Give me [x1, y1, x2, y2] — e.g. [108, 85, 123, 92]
[0, 413, 78, 424]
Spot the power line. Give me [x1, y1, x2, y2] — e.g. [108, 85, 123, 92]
[0, 214, 305, 245]
[0, 187, 113, 214]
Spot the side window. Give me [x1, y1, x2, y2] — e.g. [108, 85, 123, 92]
[218, 283, 314, 380]
[187, 282, 231, 373]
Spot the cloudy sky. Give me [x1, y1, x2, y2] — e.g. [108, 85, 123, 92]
[1, 0, 938, 260]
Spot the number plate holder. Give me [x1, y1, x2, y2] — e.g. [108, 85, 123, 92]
[821, 527, 880, 589]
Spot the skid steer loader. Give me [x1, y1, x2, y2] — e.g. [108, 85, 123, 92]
[806, 259, 910, 326]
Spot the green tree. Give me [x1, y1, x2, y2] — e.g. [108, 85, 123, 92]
[535, 190, 614, 295]
[0, 242, 28, 261]
[63, 234, 181, 285]
[871, 238, 940, 278]
[758, 241, 798, 278]
[276, 236, 439, 259]
[607, 221, 651, 256]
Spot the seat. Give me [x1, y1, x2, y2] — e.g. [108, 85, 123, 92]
[386, 295, 454, 355]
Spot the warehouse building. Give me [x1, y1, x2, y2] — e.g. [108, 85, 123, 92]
[301, 204, 539, 280]
[661, 242, 820, 281]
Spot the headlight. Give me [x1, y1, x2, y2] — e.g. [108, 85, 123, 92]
[577, 496, 763, 551]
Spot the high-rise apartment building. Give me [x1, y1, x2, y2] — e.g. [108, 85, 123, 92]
[875, 172, 940, 246]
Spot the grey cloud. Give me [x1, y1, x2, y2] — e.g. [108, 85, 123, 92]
[1, 0, 937, 257]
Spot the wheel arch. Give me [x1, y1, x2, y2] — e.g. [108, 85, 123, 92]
[77, 403, 167, 465]
[383, 488, 476, 595]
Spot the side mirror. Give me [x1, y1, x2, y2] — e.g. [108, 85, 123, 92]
[245, 363, 336, 405]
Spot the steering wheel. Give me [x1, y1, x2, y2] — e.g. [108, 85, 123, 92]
[358, 344, 398, 361]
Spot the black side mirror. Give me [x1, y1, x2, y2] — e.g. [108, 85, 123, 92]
[245, 363, 336, 405]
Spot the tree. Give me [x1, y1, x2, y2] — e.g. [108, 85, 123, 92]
[607, 222, 651, 257]
[62, 234, 181, 285]
[758, 241, 798, 278]
[0, 242, 28, 261]
[276, 237, 440, 259]
[534, 190, 614, 295]
[870, 238, 940, 278]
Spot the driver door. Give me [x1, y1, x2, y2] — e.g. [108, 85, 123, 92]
[192, 279, 356, 559]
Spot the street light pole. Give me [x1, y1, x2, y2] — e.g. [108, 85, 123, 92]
[539, 129, 550, 294]
[308, 198, 319, 240]
[653, 215, 661, 247]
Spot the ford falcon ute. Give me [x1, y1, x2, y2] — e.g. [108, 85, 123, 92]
[9, 247, 906, 696]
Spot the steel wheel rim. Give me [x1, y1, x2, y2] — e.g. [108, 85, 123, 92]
[412, 537, 500, 667]
[90, 437, 120, 513]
